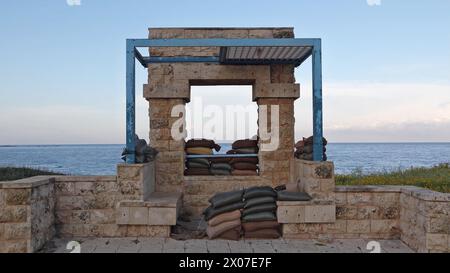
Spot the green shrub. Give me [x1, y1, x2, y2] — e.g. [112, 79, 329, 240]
[336, 163, 450, 193]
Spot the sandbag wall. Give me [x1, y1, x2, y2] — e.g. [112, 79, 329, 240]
[184, 139, 259, 176]
[203, 186, 312, 240]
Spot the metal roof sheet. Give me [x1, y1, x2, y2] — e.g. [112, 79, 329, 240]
[219, 46, 312, 66]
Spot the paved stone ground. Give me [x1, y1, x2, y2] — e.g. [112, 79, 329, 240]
[42, 237, 414, 253]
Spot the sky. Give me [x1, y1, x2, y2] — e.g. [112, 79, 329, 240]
[0, 0, 449, 144]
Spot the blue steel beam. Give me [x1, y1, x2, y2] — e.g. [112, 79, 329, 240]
[130, 38, 320, 48]
[312, 39, 324, 161]
[125, 40, 136, 163]
[134, 48, 147, 67]
[144, 56, 219, 64]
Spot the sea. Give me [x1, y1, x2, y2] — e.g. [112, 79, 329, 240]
[0, 143, 449, 176]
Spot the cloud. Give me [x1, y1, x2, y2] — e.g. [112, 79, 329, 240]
[66, 0, 81, 6]
[367, 0, 381, 6]
[293, 82, 450, 142]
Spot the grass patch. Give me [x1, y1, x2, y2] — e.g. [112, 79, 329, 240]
[0, 167, 64, 181]
[336, 163, 450, 193]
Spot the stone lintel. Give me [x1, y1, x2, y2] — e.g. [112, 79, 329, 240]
[143, 83, 190, 102]
[253, 83, 300, 101]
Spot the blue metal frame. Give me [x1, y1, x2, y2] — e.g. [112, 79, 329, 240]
[125, 38, 324, 163]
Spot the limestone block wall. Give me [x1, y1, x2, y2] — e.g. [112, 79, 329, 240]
[282, 184, 450, 253]
[54, 175, 123, 237]
[54, 163, 168, 238]
[283, 186, 401, 240]
[0, 176, 55, 253]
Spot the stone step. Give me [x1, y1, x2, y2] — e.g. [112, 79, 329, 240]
[117, 192, 182, 226]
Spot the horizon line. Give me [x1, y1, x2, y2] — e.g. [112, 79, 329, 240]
[1, 141, 450, 147]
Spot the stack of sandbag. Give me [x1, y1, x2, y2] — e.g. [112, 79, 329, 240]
[184, 139, 221, 176]
[228, 139, 259, 176]
[242, 186, 281, 239]
[203, 190, 244, 240]
[294, 136, 328, 161]
[121, 134, 159, 163]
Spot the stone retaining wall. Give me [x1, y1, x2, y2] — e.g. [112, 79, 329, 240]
[282, 185, 450, 253]
[1, 172, 449, 253]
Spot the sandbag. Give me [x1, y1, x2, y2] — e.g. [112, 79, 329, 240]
[295, 136, 328, 148]
[185, 139, 221, 152]
[208, 190, 244, 209]
[204, 202, 245, 221]
[186, 161, 209, 169]
[242, 211, 277, 223]
[232, 162, 258, 171]
[229, 157, 259, 165]
[242, 220, 280, 232]
[206, 219, 241, 239]
[210, 163, 232, 171]
[210, 168, 231, 176]
[244, 186, 277, 199]
[186, 147, 213, 155]
[184, 168, 210, 176]
[209, 157, 232, 164]
[187, 158, 210, 166]
[232, 139, 258, 149]
[232, 169, 258, 176]
[242, 203, 277, 216]
[215, 227, 241, 241]
[277, 191, 312, 201]
[244, 228, 281, 239]
[244, 196, 276, 208]
[208, 210, 241, 227]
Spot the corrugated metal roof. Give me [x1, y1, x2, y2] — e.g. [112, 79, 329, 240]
[219, 46, 312, 66]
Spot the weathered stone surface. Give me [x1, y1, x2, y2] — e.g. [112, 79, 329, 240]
[277, 205, 305, 223]
[128, 207, 149, 225]
[426, 233, 448, 252]
[336, 206, 358, 220]
[0, 240, 28, 253]
[347, 220, 371, 234]
[304, 205, 336, 223]
[0, 206, 27, 223]
[148, 207, 177, 226]
[5, 189, 31, 205]
[2, 223, 31, 240]
[370, 219, 399, 234]
[253, 83, 300, 100]
[347, 192, 373, 205]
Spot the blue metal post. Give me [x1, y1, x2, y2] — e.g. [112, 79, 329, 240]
[312, 40, 324, 161]
[126, 40, 136, 163]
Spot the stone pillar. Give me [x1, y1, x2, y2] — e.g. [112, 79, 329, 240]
[257, 98, 296, 187]
[255, 63, 299, 187]
[147, 98, 186, 193]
